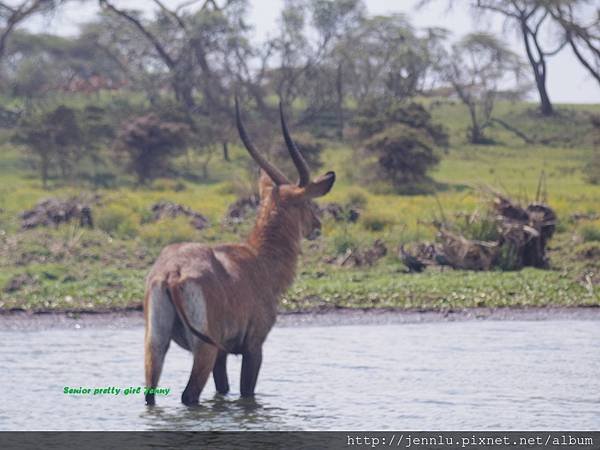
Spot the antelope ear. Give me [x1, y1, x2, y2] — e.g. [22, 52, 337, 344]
[258, 169, 275, 199]
[304, 171, 336, 198]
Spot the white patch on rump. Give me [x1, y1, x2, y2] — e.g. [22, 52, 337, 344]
[180, 281, 209, 345]
[148, 283, 175, 348]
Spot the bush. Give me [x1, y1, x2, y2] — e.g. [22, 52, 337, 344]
[96, 204, 139, 239]
[355, 100, 448, 146]
[12, 105, 82, 187]
[364, 124, 441, 190]
[331, 232, 359, 255]
[113, 113, 191, 184]
[355, 99, 447, 193]
[455, 211, 501, 242]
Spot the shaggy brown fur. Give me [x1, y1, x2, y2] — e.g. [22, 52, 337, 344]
[143, 104, 335, 406]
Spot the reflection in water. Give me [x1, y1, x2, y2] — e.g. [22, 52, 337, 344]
[1, 320, 599, 430]
[140, 396, 286, 430]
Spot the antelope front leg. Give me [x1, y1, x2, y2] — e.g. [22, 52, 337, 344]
[240, 348, 262, 397]
[213, 350, 230, 395]
[182, 344, 218, 406]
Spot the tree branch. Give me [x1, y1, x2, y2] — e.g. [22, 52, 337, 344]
[99, 0, 176, 69]
[152, 0, 186, 30]
[476, 0, 519, 19]
[490, 117, 534, 144]
[0, 0, 50, 60]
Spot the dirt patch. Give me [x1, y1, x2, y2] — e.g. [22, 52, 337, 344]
[318, 202, 360, 222]
[20, 196, 99, 230]
[223, 195, 260, 225]
[150, 201, 210, 230]
[327, 239, 387, 267]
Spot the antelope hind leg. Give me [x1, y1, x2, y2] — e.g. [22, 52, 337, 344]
[144, 284, 176, 406]
[182, 344, 218, 406]
[240, 348, 262, 397]
[213, 350, 230, 395]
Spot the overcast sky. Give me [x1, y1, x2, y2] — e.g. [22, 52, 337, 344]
[26, 0, 600, 104]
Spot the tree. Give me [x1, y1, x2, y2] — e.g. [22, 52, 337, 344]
[98, 0, 260, 166]
[335, 14, 434, 102]
[12, 105, 82, 187]
[474, 0, 569, 116]
[98, 0, 252, 115]
[363, 125, 440, 193]
[442, 32, 528, 144]
[266, 0, 365, 137]
[0, 0, 59, 61]
[545, 0, 600, 85]
[0, 30, 127, 100]
[355, 99, 448, 193]
[113, 113, 191, 184]
[420, 0, 567, 116]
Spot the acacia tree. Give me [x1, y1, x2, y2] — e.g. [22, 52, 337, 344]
[473, 0, 567, 116]
[12, 105, 82, 188]
[98, 0, 263, 163]
[442, 32, 528, 143]
[0, 30, 128, 101]
[266, 0, 365, 137]
[113, 113, 191, 185]
[545, 0, 600, 85]
[420, 0, 568, 116]
[98, 0, 253, 114]
[0, 0, 60, 60]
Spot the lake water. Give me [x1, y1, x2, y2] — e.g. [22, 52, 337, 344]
[0, 319, 598, 430]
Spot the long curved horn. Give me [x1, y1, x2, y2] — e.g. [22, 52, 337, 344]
[235, 97, 289, 185]
[279, 102, 310, 187]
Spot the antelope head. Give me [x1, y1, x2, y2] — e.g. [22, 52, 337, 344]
[235, 98, 336, 242]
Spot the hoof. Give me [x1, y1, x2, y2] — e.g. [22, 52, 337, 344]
[145, 394, 155, 406]
[181, 393, 199, 406]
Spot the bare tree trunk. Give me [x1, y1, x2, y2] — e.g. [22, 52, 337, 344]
[335, 62, 344, 139]
[520, 19, 554, 116]
[490, 118, 534, 144]
[536, 74, 553, 116]
[222, 141, 229, 162]
[41, 152, 48, 189]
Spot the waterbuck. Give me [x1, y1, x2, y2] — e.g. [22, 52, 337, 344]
[143, 100, 336, 406]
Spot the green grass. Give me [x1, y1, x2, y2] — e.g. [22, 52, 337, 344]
[1, 99, 599, 312]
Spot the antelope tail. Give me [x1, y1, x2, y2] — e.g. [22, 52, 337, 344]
[165, 283, 225, 352]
